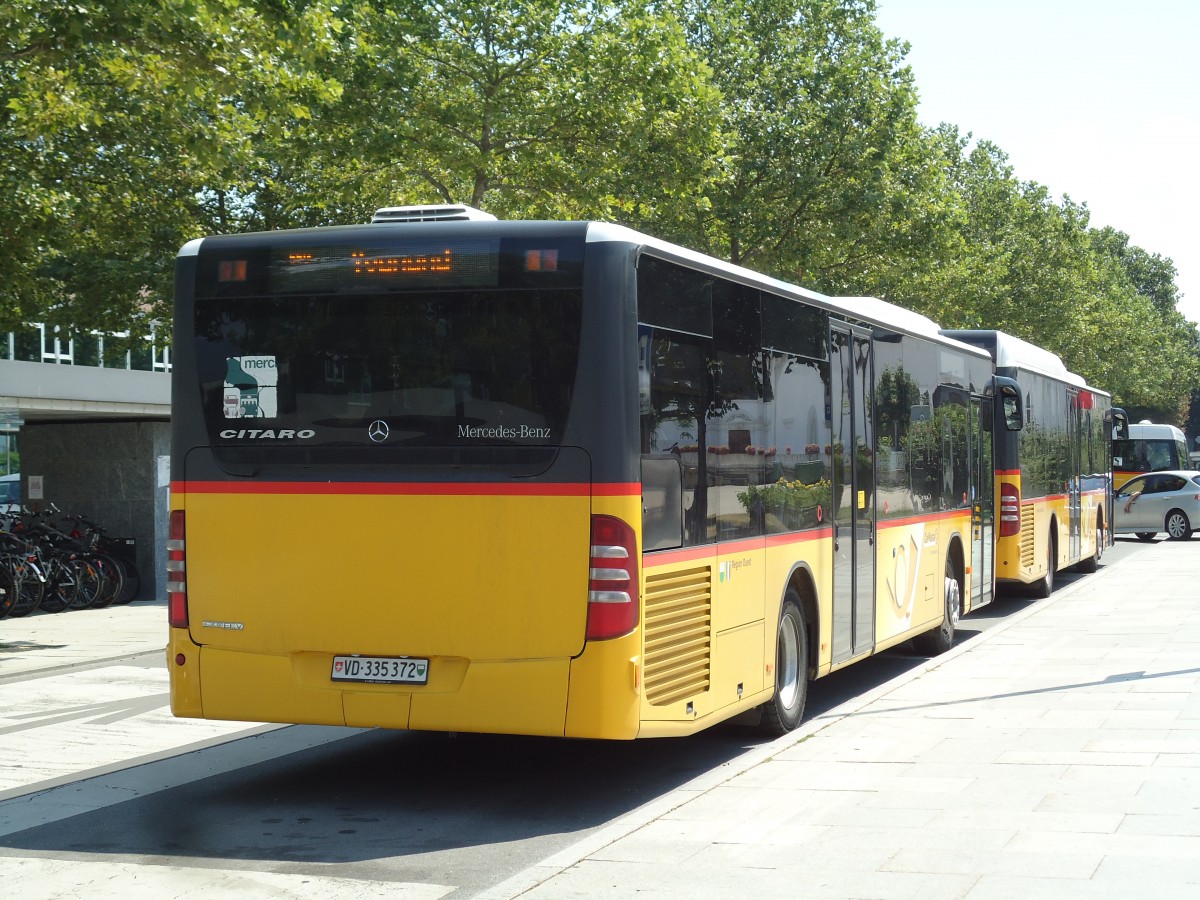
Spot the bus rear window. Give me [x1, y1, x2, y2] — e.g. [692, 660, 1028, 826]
[1113, 437, 1180, 473]
[193, 287, 582, 464]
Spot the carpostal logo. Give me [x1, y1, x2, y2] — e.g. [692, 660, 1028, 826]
[219, 428, 316, 440]
[718, 558, 751, 582]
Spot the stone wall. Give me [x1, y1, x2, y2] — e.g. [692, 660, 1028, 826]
[17, 420, 169, 601]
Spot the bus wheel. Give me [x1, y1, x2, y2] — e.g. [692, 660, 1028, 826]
[1033, 537, 1056, 599]
[913, 558, 959, 656]
[1165, 510, 1192, 541]
[762, 592, 808, 735]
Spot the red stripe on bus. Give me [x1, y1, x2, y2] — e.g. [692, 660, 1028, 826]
[642, 507, 976, 566]
[646, 529, 834, 565]
[172, 480, 640, 497]
[763, 529, 834, 548]
[877, 508, 970, 529]
[1022, 493, 1069, 504]
[592, 483, 642, 496]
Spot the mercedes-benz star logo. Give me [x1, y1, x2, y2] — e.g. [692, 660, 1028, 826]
[368, 419, 389, 443]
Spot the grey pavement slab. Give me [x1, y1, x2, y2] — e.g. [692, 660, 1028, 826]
[1, 599, 168, 679]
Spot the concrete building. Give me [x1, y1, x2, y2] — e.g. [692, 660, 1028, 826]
[1, 323, 171, 601]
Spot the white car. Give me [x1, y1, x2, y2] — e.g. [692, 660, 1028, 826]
[1113, 469, 1200, 541]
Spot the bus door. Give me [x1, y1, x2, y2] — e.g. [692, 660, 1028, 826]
[830, 324, 876, 663]
[1067, 389, 1082, 562]
[970, 393, 994, 609]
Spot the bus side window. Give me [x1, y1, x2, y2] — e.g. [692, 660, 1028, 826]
[641, 455, 684, 551]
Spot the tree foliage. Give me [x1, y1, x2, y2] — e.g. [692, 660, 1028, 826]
[1, 0, 1195, 419]
[1, 0, 344, 341]
[880, 126, 1199, 420]
[676, 0, 942, 287]
[343, 0, 720, 224]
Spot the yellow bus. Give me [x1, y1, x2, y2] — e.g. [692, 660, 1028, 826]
[1112, 421, 1189, 491]
[168, 208, 1023, 739]
[942, 331, 1123, 597]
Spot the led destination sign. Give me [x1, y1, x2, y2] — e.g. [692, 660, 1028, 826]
[351, 248, 453, 276]
[270, 239, 500, 292]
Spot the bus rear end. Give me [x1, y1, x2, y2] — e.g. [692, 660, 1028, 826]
[167, 217, 644, 738]
[1112, 422, 1189, 490]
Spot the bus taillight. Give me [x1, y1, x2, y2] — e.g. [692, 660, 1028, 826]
[586, 515, 639, 640]
[167, 509, 189, 628]
[999, 483, 1021, 538]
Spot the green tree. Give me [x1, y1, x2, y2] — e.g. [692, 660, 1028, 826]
[1, 0, 343, 336]
[889, 125, 1199, 419]
[186, 1, 722, 232]
[1091, 227, 1182, 315]
[676, 0, 946, 293]
[1074, 227, 1198, 420]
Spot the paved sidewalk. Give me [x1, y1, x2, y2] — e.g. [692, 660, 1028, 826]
[487, 540, 1200, 899]
[0, 598, 282, 802]
[0, 598, 167, 680]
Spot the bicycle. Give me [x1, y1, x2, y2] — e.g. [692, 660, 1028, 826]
[5, 507, 106, 613]
[0, 528, 49, 617]
[63, 513, 139, 606]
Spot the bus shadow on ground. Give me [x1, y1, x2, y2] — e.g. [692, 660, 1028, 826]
[0, 719, 766, 873]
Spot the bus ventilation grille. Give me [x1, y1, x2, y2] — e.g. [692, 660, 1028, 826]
[643, 565, 712, 706]
[1020, 505, 1036, 568]
[371, 204, 497, 223]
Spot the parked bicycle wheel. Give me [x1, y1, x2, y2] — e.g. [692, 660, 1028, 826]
[3, 554, 46, 617]
[39, 554, 76, 613]
[39, 585, 70, 612]
[90, 553, 125, 608]
[65, 556, 107, 611]
[0, 565, 14, 618]
[112, 558, 140, 604]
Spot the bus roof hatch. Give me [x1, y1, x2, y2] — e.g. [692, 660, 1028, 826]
[371, 205, 497, 224]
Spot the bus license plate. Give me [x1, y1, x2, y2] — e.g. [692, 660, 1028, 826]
[331, 655, 429, 685]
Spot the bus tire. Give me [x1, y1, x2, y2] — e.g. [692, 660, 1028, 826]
[1032, 535, 1056, 599]
[913, 557, 959, 656]
[1165, 510, 1192, 541]
[761, 591, 808, 735]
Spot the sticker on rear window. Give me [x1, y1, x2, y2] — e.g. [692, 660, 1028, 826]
[224, 355, 278, 418]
